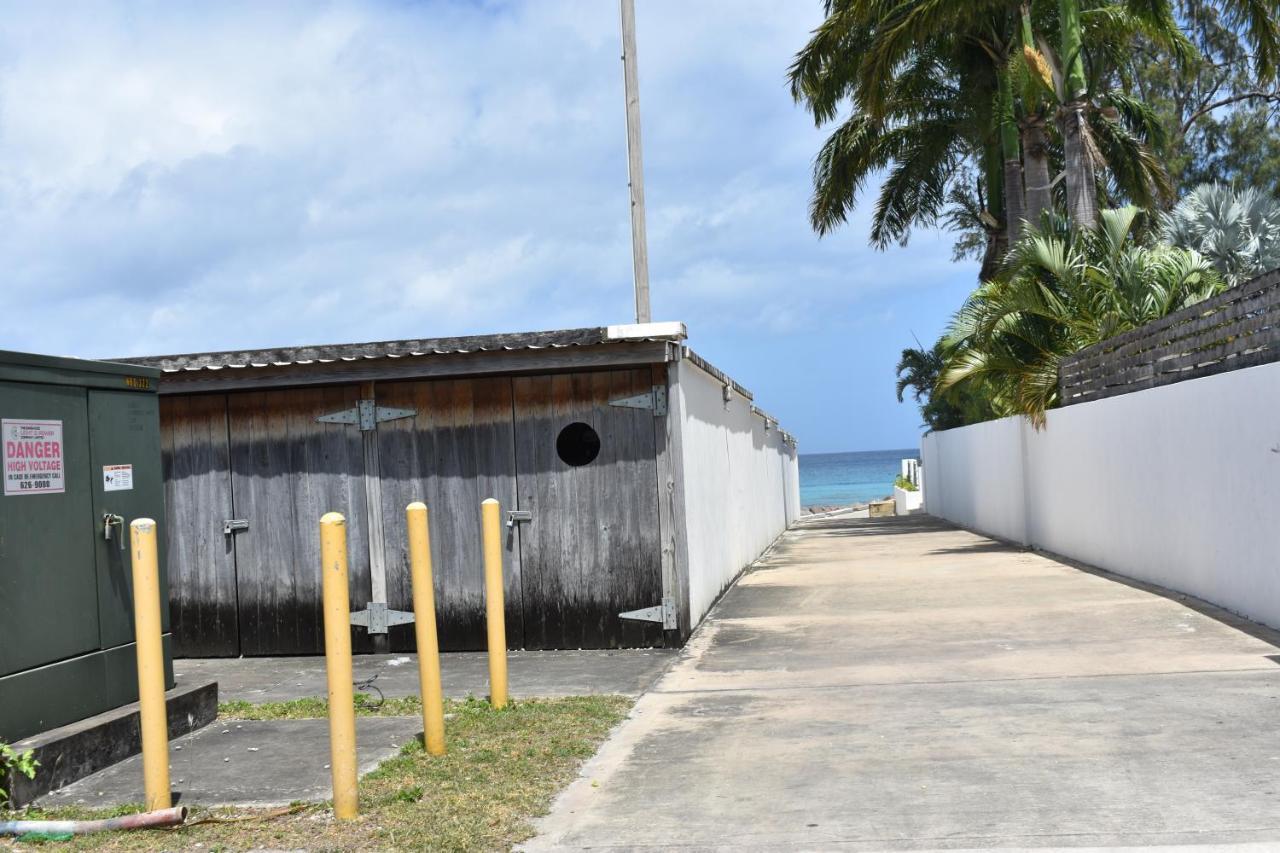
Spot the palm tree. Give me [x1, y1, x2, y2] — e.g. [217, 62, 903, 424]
[896, 342, 946, 405]
[791, 0, 1183, 260]
[1059, 0, 1100, 225]
[1000, 64, 1028, 247]
[1054, 0, 1280, 228]
[791, 14, 1008, 252]
[941, 206, 1222, 422]
[1017, 4, 1056, 226]
[1161, 183, 1280, 285]
[895, 341, 976, 431]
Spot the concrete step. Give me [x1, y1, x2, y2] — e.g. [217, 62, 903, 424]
[5, 680, 217, 807]
[40, 716, 420, 809]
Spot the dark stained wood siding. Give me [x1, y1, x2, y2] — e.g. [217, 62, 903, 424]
[228, 386, 372, 655]
[161, 394, 239, 657]
[374, 377, 522, 651]
[159, 366, 671, 656]
[512, 368, 663, 649]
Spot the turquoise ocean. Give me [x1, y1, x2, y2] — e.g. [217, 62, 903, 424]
[799, 448, 920, 508]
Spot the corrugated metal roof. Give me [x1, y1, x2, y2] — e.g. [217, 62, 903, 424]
[116, 321, 796, 445]
[119, 322, 688, 374]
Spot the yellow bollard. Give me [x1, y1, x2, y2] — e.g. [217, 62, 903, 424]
[481, 498, 508, 709]
[129, 518, 171, 812]
[406, 502, 446, 756]
[319, 512, 358, 820]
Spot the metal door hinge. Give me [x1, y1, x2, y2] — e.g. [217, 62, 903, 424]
[318, 399, 416, 431]
[223, 518, 250, 535]
[619, 596, 677, 629]
[350, 602, 415, 635]
[609, 385, 667, 417]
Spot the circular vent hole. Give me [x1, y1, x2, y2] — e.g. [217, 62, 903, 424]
[556, 422, 601, 467]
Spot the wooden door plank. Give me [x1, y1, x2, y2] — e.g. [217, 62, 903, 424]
[228, 386, 370, 655]
[374, 377, 521, 651]
[161, 394, 239, 657]
[513, 368, 663, 650]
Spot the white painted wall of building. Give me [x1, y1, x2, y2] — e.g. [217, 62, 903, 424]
[922, 360, 1280, 629]
[674, 357, 800, 628]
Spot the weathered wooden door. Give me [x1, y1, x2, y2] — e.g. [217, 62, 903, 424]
[512, 369, 663, 649]
[374, 377, 522, 651]
[228, 386, 372, 655]
[161, 394, 239, 657]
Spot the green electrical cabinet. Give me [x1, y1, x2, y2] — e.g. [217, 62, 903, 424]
[0, 350, 172, 742]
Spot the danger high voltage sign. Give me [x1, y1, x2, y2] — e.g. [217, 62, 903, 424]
[3, 418, 66, 496]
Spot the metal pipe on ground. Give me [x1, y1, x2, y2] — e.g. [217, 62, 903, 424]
[0, 806, 188, 837]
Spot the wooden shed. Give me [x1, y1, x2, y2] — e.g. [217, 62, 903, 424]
[124, 323, 799, 656]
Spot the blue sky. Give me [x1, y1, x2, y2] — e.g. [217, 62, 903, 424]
[0, 0, 979, 453]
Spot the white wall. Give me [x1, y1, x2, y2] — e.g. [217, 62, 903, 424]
[674, 356, 800, 628]
[921, 414, 1029, 544]
[922, 360, 1280, 629]
[893, 485, 923, 515]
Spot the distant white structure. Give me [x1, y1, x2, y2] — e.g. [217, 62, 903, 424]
[895, 457, 923, 515]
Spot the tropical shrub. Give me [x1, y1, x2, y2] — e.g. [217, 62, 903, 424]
[1160, 183, 1280, 286]
[940, 206, 1222, 425]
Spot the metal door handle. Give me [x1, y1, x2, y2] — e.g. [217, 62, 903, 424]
[506, 510, 532, 529]
[102, 513, 125, 550]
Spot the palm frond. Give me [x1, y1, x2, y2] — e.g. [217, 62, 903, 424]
[940, 204, 1225, 423]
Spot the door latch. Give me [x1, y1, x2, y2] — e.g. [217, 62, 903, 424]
[506, 510, 533, 529]
[102, 513, 125, 550]
[223, 518, 250, 535]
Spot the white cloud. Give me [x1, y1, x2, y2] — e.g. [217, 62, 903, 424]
[0, 0, 968, 415]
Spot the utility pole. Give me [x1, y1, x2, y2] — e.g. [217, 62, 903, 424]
[619, 0, 651, 323]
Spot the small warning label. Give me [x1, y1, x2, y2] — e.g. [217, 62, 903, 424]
[3, 419, 66, 496]
[103, 464, 134, 492]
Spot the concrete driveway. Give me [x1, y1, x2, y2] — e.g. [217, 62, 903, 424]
[526, 516, 1280, 851]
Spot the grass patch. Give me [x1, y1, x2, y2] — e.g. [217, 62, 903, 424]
[6, 695, 630, 852]
[217, 692, 426, 720]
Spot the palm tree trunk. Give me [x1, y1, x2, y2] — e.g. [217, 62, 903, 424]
[980, 228, 1008, 282]
[980, 140, 1008, 281]
[1061, 103, 1098, 227]
[1003, 158, 1026, 246]
[999, 68, 1026, 247]
[1021, 117, 1053, 228]
[1018, 5, 1052, 229]
[1059, 0, 1097, 228]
